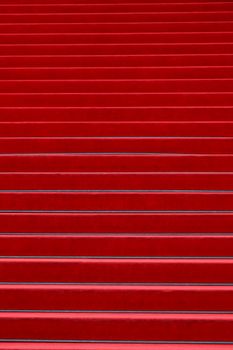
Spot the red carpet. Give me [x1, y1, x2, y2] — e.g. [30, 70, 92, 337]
[0, 0, 233, 348]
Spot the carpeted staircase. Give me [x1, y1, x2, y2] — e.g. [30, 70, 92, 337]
[0, 0, 233, 348]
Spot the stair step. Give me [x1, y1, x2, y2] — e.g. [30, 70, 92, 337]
[0, 191, 233, 211]
[0, 172, 232, 190]
[0, 137, 233, 153]
[0, 12, 233, 23]
[1, 3, 233, 13]
[2, 21, 233, 33]
[1, 54, 232, 67]
[0, 154, 232, 172]
[1, 311, 233, 341]
[1, 79, 233, 93]
[1, 122, 233, 137]
[0, 234, 233, 257]
[1, 284, 233, 311]
[1, 257, 233, 283]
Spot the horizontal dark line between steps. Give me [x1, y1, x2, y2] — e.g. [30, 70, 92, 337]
[0, 190, 233, 194]
[2, 65, 233, 68]
[2, 20, 233, 23]
[0, 2, 231, 4]
[1, 91, 233, 94]
[0, 210, 233, 213]
[1, 340, 233, 345]
[1, 105, 232, 108]
[1, 53, 233, 56]
[1, 10, 233, 14]
[2, 42, 233, 45]
[0, 152, 233, 155]
[1, 136, 233, 139]
[0, 78, 232, 81]
[1, 31, 233, 34]
[1, 282, 233, 286]
[0, 3, 232, 8]
[0, 190, 232, 192]
[1, 310, 233, 314]
[0, 256, 233, 259]
[1, 232, 233, 234]
[0, 1, 231, 4]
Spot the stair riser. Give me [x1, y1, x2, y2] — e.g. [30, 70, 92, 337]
[0, 235, 233, 257]
[0, 173, 231, 190]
